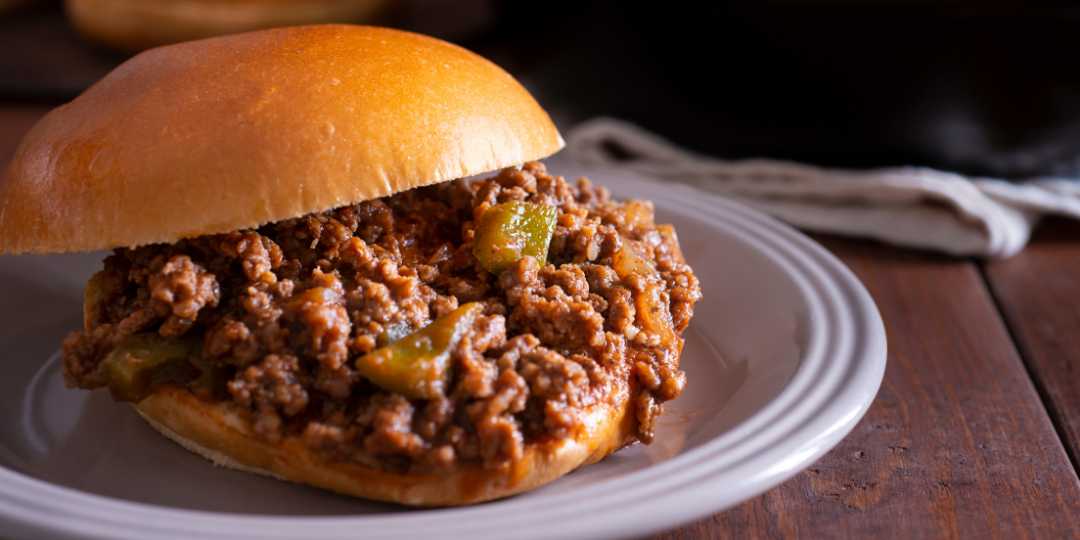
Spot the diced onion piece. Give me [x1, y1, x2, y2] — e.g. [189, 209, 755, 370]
[613, 238, 676, 347]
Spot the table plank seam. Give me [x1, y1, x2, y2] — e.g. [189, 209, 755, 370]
[976, 263, 1080, 477]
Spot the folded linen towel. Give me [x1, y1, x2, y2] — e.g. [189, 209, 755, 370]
[563, 118, 1080, 258]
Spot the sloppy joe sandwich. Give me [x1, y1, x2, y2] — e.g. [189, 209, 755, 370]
[0, 25, 702, 506]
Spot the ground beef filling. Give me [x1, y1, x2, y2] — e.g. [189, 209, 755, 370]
[62, 162, 702, 472]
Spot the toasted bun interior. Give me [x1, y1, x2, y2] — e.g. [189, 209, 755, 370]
[0, 25, 563, 254]
[65, 0, 393, 52]
[135, 386, 634, 506]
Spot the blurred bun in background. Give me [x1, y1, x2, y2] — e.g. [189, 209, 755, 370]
[65, 0, 393, 51]
[0, 0, 37, 14]
[4, 1, 1077, 178]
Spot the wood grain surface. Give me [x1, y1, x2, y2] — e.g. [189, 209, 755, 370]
[2, 105, 1080, 539]
[655, 239, 1080, 539]
[985, 218, 1080, 473]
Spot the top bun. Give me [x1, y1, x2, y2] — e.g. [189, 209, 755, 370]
[0, 25, 563, 254]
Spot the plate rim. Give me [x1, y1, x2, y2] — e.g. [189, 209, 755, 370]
[0, 170, 887, 540]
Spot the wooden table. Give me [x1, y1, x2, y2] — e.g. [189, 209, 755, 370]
[665, 229, 1080, 538]
[2, 102, 1079, 538]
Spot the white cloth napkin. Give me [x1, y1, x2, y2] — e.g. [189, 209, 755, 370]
[563, 118, 1080, 258]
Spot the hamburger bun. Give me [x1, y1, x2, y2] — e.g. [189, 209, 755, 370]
[0, 25, 563, 254]
[65, 0, 394, 52]
[135, 385, 635, 505]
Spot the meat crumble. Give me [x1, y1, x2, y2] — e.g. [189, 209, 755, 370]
[62, 162, 702, 472]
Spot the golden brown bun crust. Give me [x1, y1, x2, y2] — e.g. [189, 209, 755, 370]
[135, 385, 635, 506]
[0, 25, 563, 254]
[65, 0, 393, 52]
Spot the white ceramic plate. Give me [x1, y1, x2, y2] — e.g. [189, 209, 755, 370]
[0, 166, 886, 540]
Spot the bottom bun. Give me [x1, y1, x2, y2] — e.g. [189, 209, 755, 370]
[135, 386, 636, 506]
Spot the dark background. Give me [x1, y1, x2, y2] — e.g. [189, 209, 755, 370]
[4, 0, 1080, 179]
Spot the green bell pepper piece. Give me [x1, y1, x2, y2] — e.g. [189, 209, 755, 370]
[101, 333, 199, 402]
[473, 201, 557, 273]
[355, 302, 483, 399]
